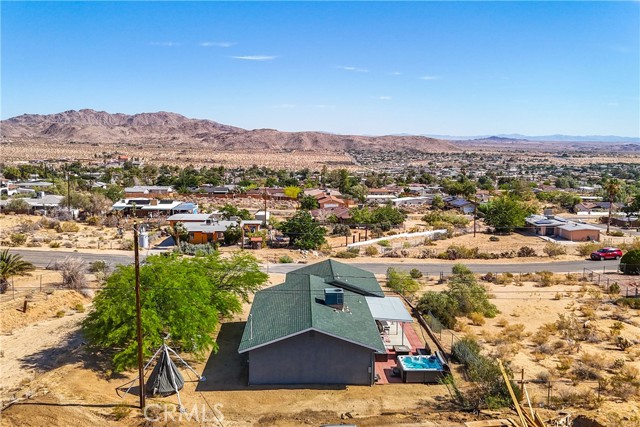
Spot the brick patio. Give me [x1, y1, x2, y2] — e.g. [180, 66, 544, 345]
[375, 322, 425, 384]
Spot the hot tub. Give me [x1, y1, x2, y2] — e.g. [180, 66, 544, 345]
[396, 352, 449, 383]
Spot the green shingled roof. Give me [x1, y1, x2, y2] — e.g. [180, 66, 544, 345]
[289, 259, 384, 297]
[238, 270, 386, 354]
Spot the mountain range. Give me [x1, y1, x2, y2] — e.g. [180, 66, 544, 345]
[0, 109, 458, 153]
[425, 133, 640, 143]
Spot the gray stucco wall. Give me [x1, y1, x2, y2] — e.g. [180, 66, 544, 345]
[247, 330, 374, 385]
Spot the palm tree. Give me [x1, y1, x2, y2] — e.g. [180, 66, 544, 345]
[0, 249, 35, 294]
[603, 178, 621, 235]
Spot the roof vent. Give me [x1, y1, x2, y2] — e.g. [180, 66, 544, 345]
[324, 288, 344, 310]
[543, 208, 554, 219]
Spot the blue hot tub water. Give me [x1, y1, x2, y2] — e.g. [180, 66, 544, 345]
[397, 355, 444, 371]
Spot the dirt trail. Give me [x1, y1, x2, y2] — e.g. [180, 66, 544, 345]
[0, 311, 86, 399]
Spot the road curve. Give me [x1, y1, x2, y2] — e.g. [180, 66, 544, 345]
[9, 249, 620, 275]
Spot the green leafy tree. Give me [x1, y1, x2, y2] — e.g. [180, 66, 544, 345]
[623, 194, 640, 217]
[82, 252, 267, 372]
[104, 185, 125, 203]
[417, 263, 498, 328]
[172, 222, 189, 247]
[350, 206, 373, 226]
[223, 225, 242, 245]
[371, 204, 406, 226]
[431, 195, 445, 209]
[0, 249, 35, 294]
[299, 195, 320, 211]
[620, 250, 640, 275]
[279, 210, 327, 250]
[386, 268, 420, 296]
[479, 195, 535, 234]
[283, 186, 302, 200]
[220, 203, 252, 220]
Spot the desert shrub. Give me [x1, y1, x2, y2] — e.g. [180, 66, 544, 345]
[56, 222, 80, 233]
[85, 216, 103, 226]
[576, 242, 601, 257]
[334, 250, 358, 259]
[55, 310, 66, 318]
[26, 241, 42, 248]
[617, 297, 640, 309]
[103, 215, 119, 227]
[616, 336, 633, 351]
[440, 245, 479, 260]
[469, 312, 486, 326]
[452, 336, 481, 365]
[120, 240, 134, 251]
[607, 283, 621, 295]
[378, 240, 390, 248]
[620, 250, 640, 275]
[422, 211, 470, 228]
[17, 220, 40, 233]
[49, 241, 61, 248]
[543, 242, 567, 257]
[279, 255, 294, 263]
[496, 318, 509, 328]
[74, 303, 85, 313]
[364, 246, 379, 256]
[59, 257, 87, 290]
[609, 230, 625, 237]
[10, 233, 27, 246]
[331, 224, 351, 237]
[89, 260, 109, 274]
[517, 246, 537, 257]
[451, 263, 473, 276]
[112, 403, 131, 421]
[489, 236, 500, 242]
[481, 272, 495, 282]
[409, 268, 423, 279]
[536, 270, 555, 287]
[177, 242, 217, 255]
[50, 209, 73, 221]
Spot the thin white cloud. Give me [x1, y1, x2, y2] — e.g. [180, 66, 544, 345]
[371, 96, 392, 100]
[149, 42, 181, 47]
[270, 104, 296, 109]
[336, 66, 368, 73]
[231, 55, 276, 61]
[200, 41, 236, 48]
[419, 75, 440, 80]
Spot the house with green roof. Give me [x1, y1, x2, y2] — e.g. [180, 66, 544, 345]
[238, 259, 413, 385]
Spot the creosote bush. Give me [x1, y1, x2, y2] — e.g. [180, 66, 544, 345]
[543, 242, 567, 257]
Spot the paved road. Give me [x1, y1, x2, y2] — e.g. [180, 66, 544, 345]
[9, 249, 137, 268]
[268, 259, 621, 275]
[10, 249, 620, 275]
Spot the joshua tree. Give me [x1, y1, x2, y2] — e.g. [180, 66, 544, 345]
[0, 249, 35, 294]
[603, 178, 621, 235]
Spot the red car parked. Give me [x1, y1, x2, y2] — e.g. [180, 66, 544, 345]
[590, 247, 623, 261]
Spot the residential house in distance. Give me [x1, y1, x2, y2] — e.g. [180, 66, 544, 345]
[111, 198, 197, 217]
[124, 186, 175, 198]
[0, 193, 64, 214]
[391, 196, 434, 208]
[238, 260, 429, 386]
[444, 197, 475, 214]
[573, 202, 624, 215]
[525, 213, 600, 242]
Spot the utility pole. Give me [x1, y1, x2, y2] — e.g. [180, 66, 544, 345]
[133, 223, 146, 409]
[473, 200, 477, 238]
[66, 170, 71, 213]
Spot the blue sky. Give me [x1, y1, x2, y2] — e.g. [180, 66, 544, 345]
[2, 1, 639, 137]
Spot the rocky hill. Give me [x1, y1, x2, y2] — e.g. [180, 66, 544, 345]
[1, 109, 458, 153]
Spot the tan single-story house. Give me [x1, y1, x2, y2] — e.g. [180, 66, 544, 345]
[555, 223, 600, 242]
